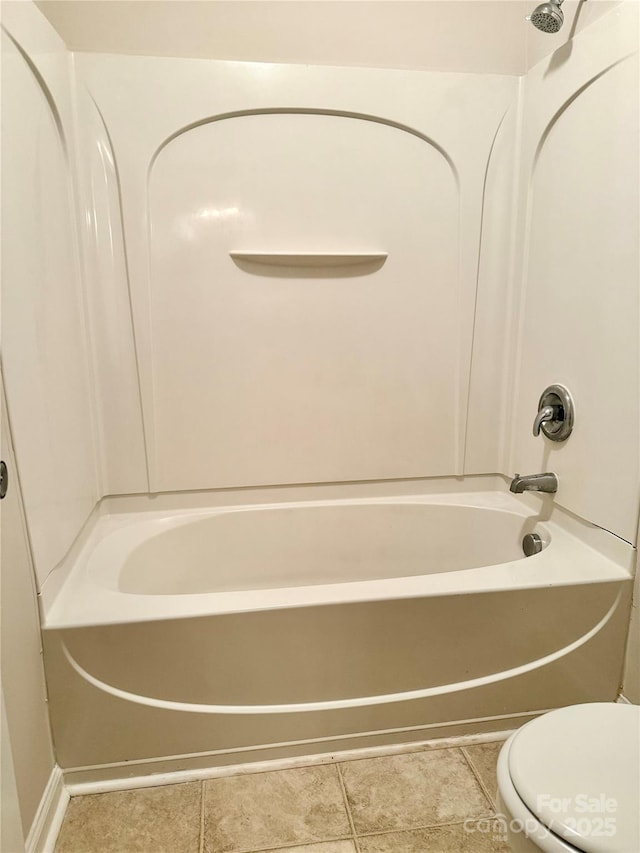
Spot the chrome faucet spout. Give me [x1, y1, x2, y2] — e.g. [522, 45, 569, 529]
[510, 472, 558, 494]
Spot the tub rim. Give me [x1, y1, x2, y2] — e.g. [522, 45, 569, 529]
[42, 490, 632, 630]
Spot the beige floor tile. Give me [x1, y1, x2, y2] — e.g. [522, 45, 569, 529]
[256, 844, 356, 853]
[462, 741, 505, 804]
[203, 765, 351, 853]
[55, 782, 201, 853]
[358, 822, 511, 852]
[340, 748, 491, 834]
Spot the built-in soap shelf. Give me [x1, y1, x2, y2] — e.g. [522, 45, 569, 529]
[229, 251, 388, 268]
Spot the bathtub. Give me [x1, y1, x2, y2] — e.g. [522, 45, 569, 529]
[42, 488, 633, 781]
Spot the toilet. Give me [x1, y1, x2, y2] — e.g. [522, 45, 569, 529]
[496, 703, 640, 853]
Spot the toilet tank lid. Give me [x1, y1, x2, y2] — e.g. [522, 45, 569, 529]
[509, 704, 640, 853]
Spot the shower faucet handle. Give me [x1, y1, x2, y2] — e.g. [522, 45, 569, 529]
[533, 405, 556, 437]
[532, 384, 575, 442]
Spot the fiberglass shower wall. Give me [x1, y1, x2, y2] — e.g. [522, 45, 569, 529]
[72, 57, 520, 496]
[510, 4, 639, 545]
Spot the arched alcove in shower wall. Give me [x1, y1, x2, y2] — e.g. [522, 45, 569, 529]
[147, 110, 460, 490]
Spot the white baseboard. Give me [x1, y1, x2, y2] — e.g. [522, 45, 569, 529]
[25, 766, 69, 853]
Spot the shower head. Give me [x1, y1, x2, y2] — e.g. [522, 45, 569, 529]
[527, 0, 564, 33]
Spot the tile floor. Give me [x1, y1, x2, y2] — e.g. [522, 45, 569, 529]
[55, 741, 509, 853]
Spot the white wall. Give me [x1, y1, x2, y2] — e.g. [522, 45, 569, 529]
[37, 0, 527, 75]
[35, 0, 622, 76]
[508, 2, 639, 544]
[0, 2, 92, 839]
[1, 689, 26, 853]
[0, 377, 55, 842]
[2, 2, 100, 587]
[74, 53, 519, 493]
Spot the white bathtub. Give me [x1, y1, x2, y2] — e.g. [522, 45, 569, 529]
[42, 489, 633, 779]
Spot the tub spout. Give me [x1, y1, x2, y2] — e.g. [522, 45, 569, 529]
[510, 472, 558, 493]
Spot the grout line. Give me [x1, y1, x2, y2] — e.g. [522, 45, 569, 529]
[460, 746, 499, 810]
[225, 836, 355, 853]
[355, 815, 496, 840]
[198, 779, 205, 853]
[336, 763, 361, 853]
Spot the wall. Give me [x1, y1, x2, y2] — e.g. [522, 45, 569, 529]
[73, 53, 519, 495]
[1, 688, 26, 853]
[508, 2, 639, 544]
[1, 1, 97, 840]
[1, 2, 100, 588]
[36, 0, 527, 75]
[0, 378, 55, 842]
[35, 0, 621, 76]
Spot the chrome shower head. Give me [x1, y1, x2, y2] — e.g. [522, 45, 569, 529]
[527, 0, 564, 33]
